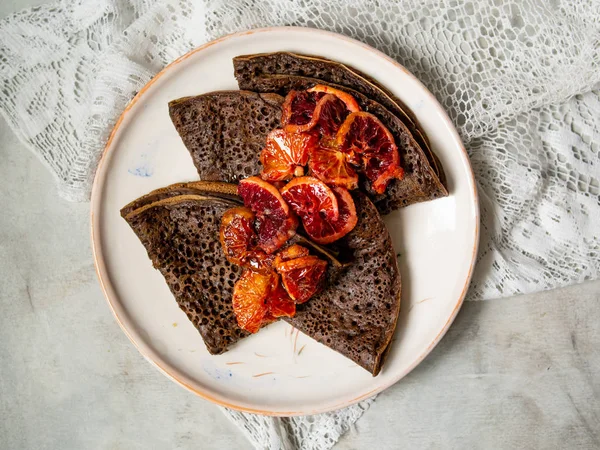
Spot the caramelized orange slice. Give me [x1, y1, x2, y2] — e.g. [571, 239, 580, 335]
[336, 111, 404, 194]
[238, 177, 298, 254]
[260, 129, 317, 181]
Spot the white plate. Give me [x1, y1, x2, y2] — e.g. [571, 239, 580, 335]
[91, 27, 479, 415]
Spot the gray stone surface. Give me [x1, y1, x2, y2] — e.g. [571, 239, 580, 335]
[1, 2, 599, 449]
[0, 113, 250, 450]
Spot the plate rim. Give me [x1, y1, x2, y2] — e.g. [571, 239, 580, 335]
[90, 26, 480, 416]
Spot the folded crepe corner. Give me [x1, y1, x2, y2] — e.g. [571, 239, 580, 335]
[121, 185, 249, 355]
[168, 90, 283, 183]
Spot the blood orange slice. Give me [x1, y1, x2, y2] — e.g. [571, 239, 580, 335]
[281, 177, 357, 244]
[280, 176, 342, 243]
[311, 95, 355, 141]
[260, 129, 317, 181]
[282, 86, 360, 136]
[238, 177, 298, 254]
[336, 111, 404, 194]
[281, 90, 325, 133]
[220, 207, 255, 266]
[220, 207, 275, 272]
[308, 145, 358, 189]
[324, 186, 359, 243]
[266, 279, 296, 318]
[308, 86, 360, 139]
[232, 269, 275, 333]
[275, 255, 328, 304]
[308, 85, 360, 112]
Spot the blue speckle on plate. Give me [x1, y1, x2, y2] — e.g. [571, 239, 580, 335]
[203, 363, 233, 381]
[413, 99, 425, 111]
[128, 165, 154, 177]
[128, 151, 156, 177]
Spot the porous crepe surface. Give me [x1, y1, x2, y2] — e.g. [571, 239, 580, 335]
[169, 91, 283, 183]
[285, 192, 401, 375]
[123, 194, 248, 355]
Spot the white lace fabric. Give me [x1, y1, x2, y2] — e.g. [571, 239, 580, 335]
[1, 1, 599, 448]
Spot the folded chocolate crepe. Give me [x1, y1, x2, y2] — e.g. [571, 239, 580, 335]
[233, 51, 432, 161]
[234, 52, 448, 206]
[168, 91, 283, 183]
[121, 182, 401, 375]
[122, 189, 247, 355]
[239, 73, 448, 213]
[169, 86, 446, 214]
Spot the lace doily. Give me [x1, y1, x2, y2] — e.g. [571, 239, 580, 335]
[1, 1, 599, 448]
[223, 399, 374, 450]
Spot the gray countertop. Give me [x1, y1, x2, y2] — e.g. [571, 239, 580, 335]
[1, 2, 599, 449]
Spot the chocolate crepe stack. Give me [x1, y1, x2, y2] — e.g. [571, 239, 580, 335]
[122, 53, 447, 375]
